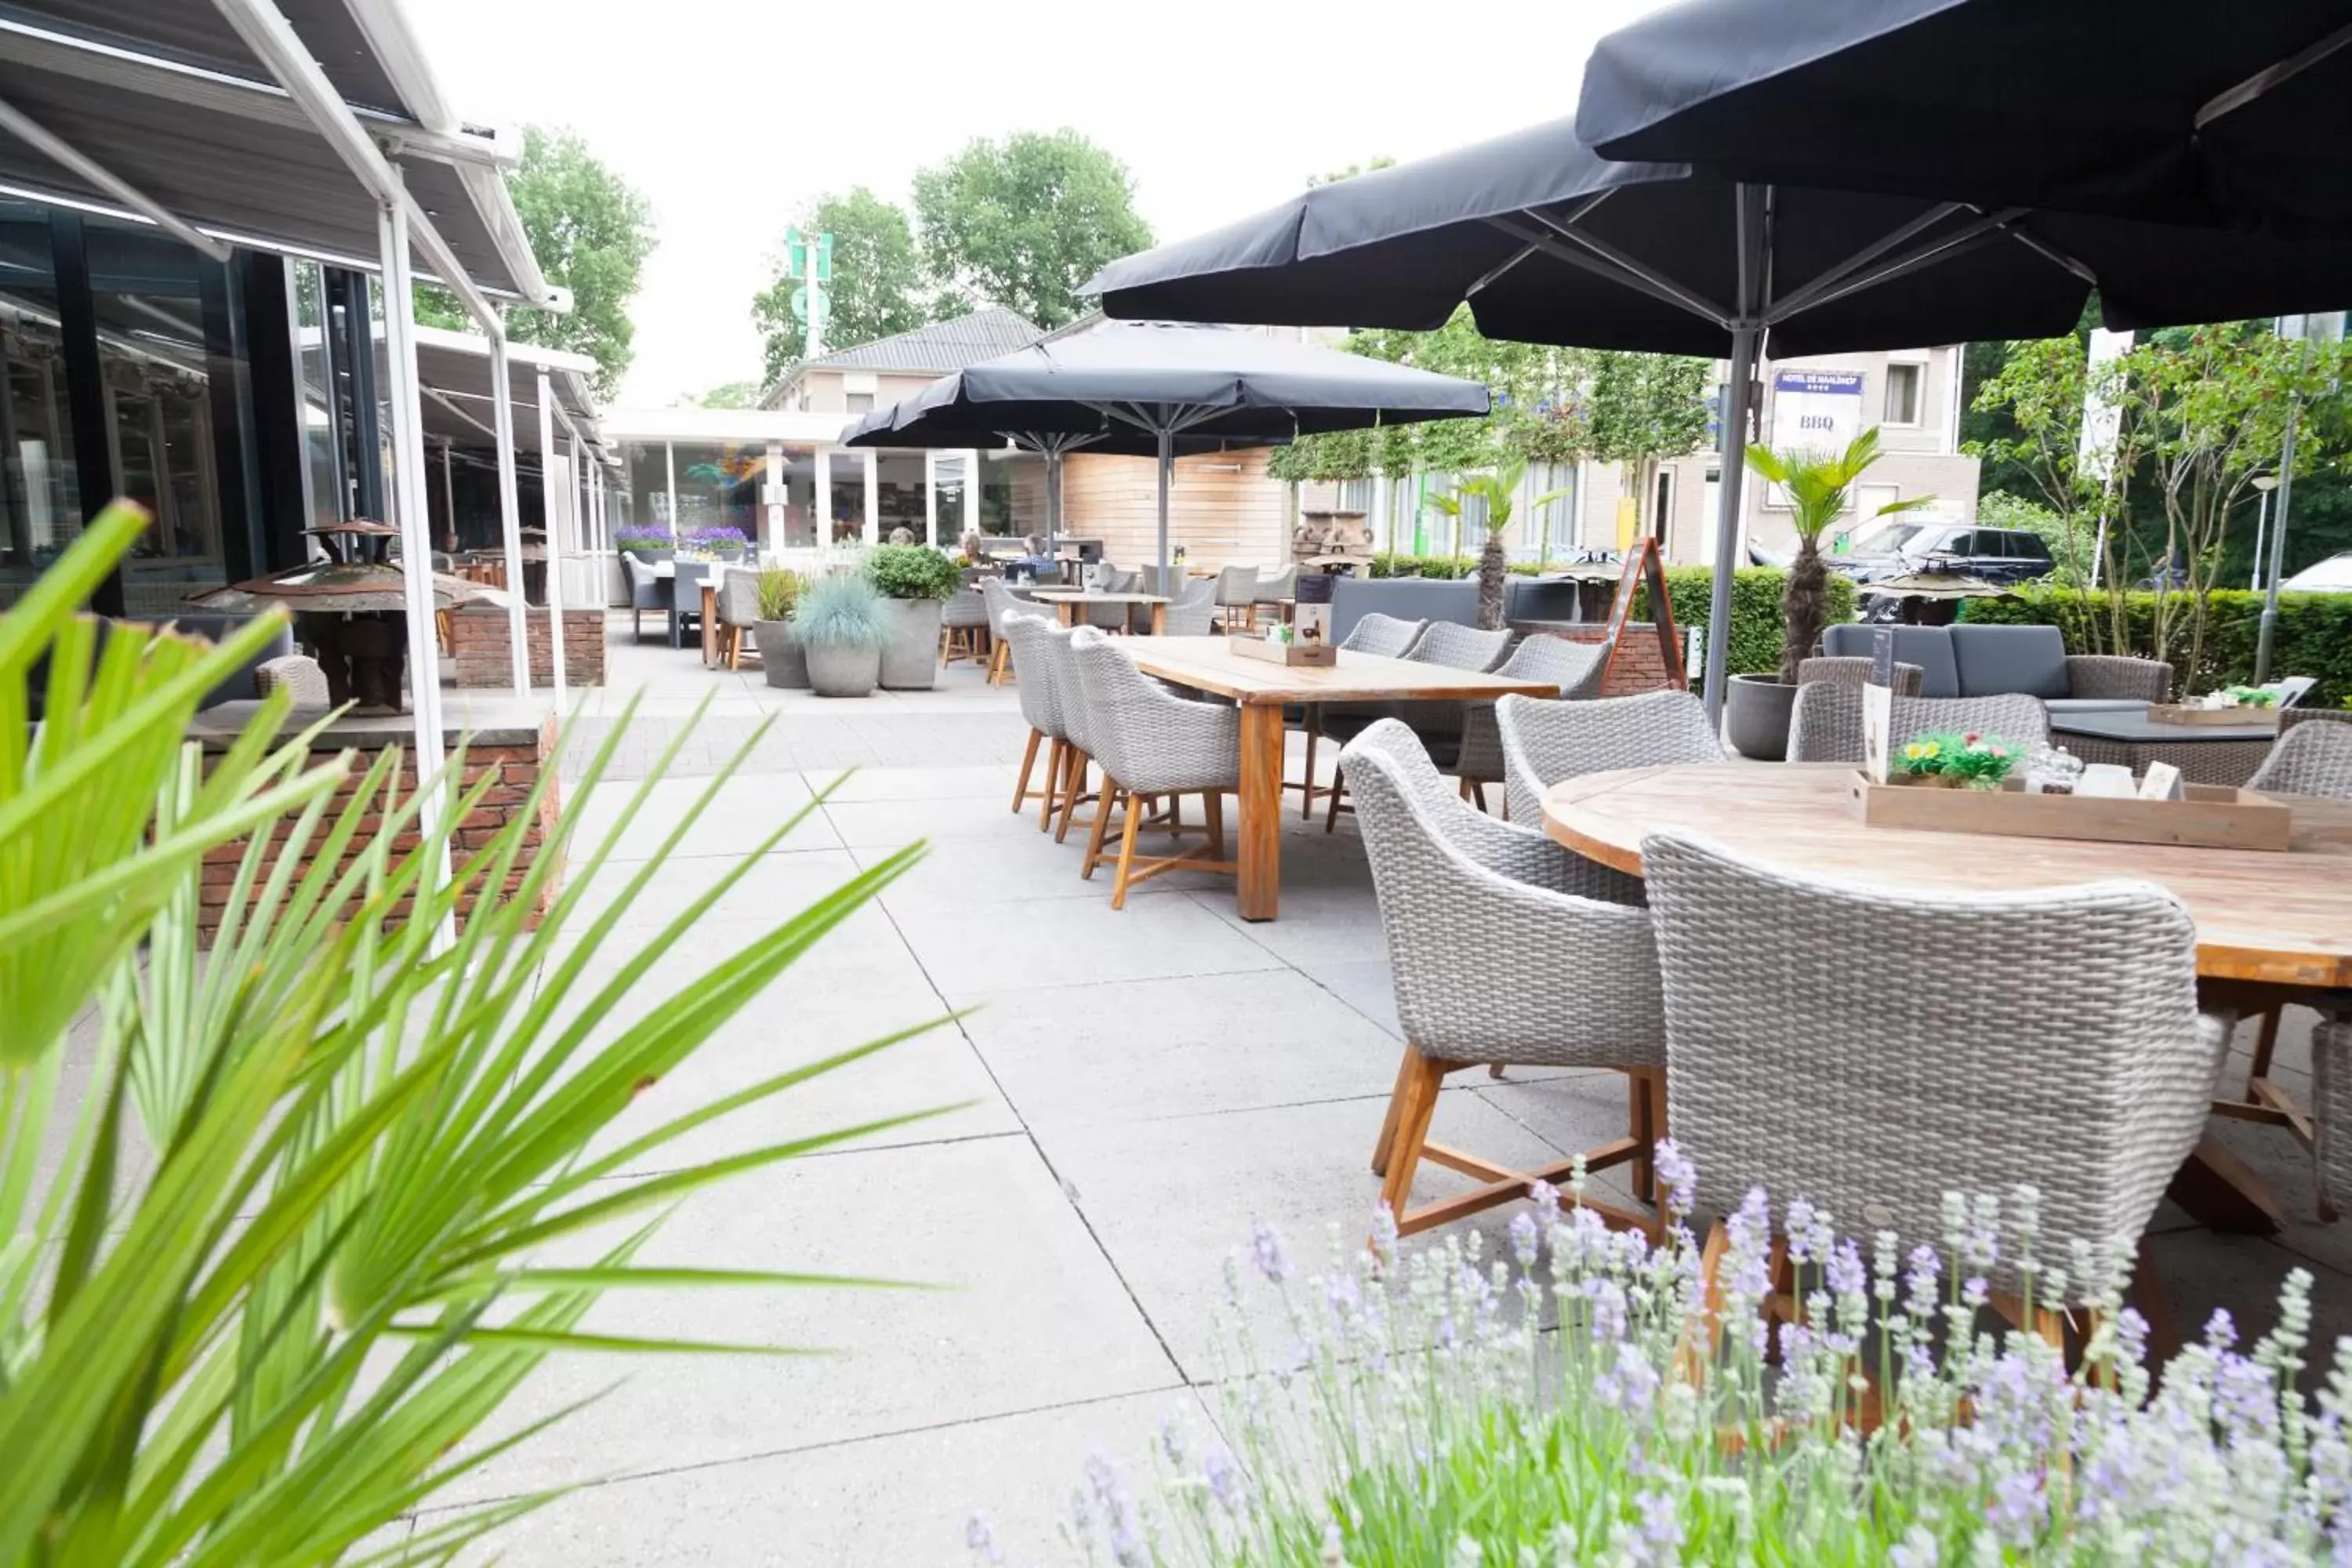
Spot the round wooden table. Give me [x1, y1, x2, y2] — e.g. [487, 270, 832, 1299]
[1542, 760, 2352, 1237]
[1542, 761, 2352, 989]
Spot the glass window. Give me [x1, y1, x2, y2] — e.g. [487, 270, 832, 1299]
[1883, 361, 1924, 426]
[1, 202, 78, 604]
[292, 260, 343, 533]
[931, 452, 967, 548]
[844, 390, 874, 415]
[826, 451, 866, 547]
[979, 450, 1015, 536]
[667, 440, 761, 548]
[875, 452, 924, 540]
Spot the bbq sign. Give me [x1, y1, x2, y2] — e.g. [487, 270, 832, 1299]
[1771, 369, 1865, 451]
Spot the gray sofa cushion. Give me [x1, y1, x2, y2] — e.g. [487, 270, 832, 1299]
[1330, 576, 1479, 645]
[1820, 623, 1962, 699]
[1504, 576, 1584, 623]
[1948, 623, 2071, 700]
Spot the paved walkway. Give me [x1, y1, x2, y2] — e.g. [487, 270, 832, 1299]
[434, 618, 2352, 1566]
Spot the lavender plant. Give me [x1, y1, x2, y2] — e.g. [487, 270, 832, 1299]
[991, 1151, 2344, 1566]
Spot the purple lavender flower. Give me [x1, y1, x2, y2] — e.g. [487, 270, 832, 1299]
[1827, 1239, 1867, 1299]
[1508, 1209, 1541, 1269]
[1629, 1490, 1683, 1565]
[2205, 1307, 2239, 1352]
[1250, 1218, 1291, 1283]
[965, 1510, 1003, 1564]
[1653, 1139, 1696, 1218]
[1203, 1443, 1245, 1514]
[1887, 1525, 1939, 1568]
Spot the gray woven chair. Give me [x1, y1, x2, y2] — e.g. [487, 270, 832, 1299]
[1452, 636, 1612, 812]
[1341, 612, 1427, 659]
[622, 552, 669, 643]
[717, 567, 761, 670]
[981, 576, 1024, 684]
[1294, 612, 1434, 820]
[2313, 1019, 2352, 1221]
[1160, 577, 1218, 637]
[1642, 829, 2227, 1312]
[252, 654, 330, 706]
[1088, 567, 1138, 633]
[2278, 707, 2352, 740]
[1343, 720, 1664, 1236]
[1785, 684, 2051, 765]
[668, 561, 711, 652]
[940, 586, 990, 667]
[1254, 564, 1297, 607]
[1323, 622, 1515, 831]
[1794, 655, 1926, 696]
[1214, 564, 1260, 631]
[999, 613, 1068, 829]
[2251, 716, 2352, 797]
[1066, 627, 1238, 909]
[1497, 689, 1726, 827]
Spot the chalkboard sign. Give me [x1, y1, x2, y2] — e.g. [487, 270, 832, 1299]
[1602, 538, 1687, 691]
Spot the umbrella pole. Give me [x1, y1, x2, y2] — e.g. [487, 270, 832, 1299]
[1156, 424, 1174, 587]
[490, 330, 529, 697]
[1702, 324, 1759, 724]
[1047, 446, 1062, 557]
[2255, 393, 2300, 684]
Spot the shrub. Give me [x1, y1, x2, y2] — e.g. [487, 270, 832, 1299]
[793, 569, 895, 648]
[866, 543, 962, 601]
[1002, 1160, 2340, 1564]
[1960, 586, 2352, 707]
[1639, 567, 1860, 677]
[613, 523, 671, 554]
[5, 511, 942, 1562]
[754, 567, 804, 622]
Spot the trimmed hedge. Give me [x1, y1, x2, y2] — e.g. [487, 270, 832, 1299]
[1959, 588, 2352, 708]
[1637, 568, 1859, 677]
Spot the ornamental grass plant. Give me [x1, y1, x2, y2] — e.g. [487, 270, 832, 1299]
[991, 1152, 2343, 1566]
[2, 507, 948, 1566]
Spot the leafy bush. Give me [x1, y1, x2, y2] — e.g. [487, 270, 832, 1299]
[754, 567, 805, 622]
[613, 523, 672, 554]
[866, 543, 962, 601]
[1004, 1160, 2339, 1564]
[3, 511, 942, 1563]
[793, 570, 895, 648]
[1639, 567, 1860, 677]
[1961, 586, 2352, 707]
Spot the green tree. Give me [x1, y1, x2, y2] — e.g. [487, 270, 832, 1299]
[1429, 457, 1573, 628]
[751, 187, 930, 383]
[911, 129, 1153, 328]
[689, 379, 764, 409]
[1584, 351, 1715, 539]
[420, 126, 656, 400]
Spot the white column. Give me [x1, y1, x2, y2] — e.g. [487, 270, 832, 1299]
[764, 440, 786, 557]
[663, 439, 680, 542]
[862, 449, 879, 546]
[439, 440, 456, 552]
[489, 332, 529, 696]
[962, 447, 980, 543]
[922, 449, 938, 546]
[814, 446, 833, 563]
[536, 369, 568, 706]
[374, 181, 452, 925]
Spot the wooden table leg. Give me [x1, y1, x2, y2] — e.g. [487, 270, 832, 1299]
[1150, 603, 1167, 636]
[1060, 602, 1080, 629]
[701, 584, 720, 666]
[2168, 1132, 2286, 1235]
[1236, 702, 1284, 921]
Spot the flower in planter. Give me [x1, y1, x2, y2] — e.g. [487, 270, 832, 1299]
[1896, 731, 2018, 789]
[679, 525, 750, 559]
[613, 523, 673, 554]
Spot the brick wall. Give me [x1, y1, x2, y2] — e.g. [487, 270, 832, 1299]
[196, 714, 562, 944]
[1547, 623, 1685, 698]
[449, 606, 605, 689]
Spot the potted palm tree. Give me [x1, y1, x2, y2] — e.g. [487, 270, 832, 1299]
[864, 543, 962, 690]
[753, 567, 808, 689]
[1428, 458, 1571, 630]
[791, 571, 894, 698]
[1728, 427, 1933, 759]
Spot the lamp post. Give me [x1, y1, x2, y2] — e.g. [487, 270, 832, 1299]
[2249, 474, 2279, 591]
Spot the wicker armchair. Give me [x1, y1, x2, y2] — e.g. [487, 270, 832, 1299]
[981, 577, 1025, 684]
[1294, 613, 1431, 819]
[1343, 720, 1664, 1236]
[2314, 1020, 2352, 1219]
[1254, 564, 1297, 606]
[622, 552, 669, 643]
[716, 568, 762, 670]
[1214, 564, 1260, 631]
[1794, 655, 1926, 696]
[1642, 829, 2227, 1308]
[1452, 636, 1611, 811]
[1160, 578, 1218, 636]
[667, 562, 711, 652]
[1497, 690, 1725, 827]
[252, 654, 330, 706]
[1786, 685, 2050, 765]
[2252, 716, 2352, 796]
[1401, 621, 1513, 673]
[2066, 654, 2174, 704]
[999, 613, 1067, 829]
[1323, 622, 1515, 830]
[1341, 612, 1427, 659]
[939, 586, 990, 667]
[1065, 628, 1238, 909]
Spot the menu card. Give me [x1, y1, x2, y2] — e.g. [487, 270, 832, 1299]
[1863, 628, 1896, 784]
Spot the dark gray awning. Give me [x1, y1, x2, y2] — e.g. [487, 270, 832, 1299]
[3, 0, 411, 116]
[404, 326, 603, 450]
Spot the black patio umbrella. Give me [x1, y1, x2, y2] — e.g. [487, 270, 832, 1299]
[1083, 114, 2352, 717]
[840, 321, 1489, 579]
[1576, 0, 2352, 237]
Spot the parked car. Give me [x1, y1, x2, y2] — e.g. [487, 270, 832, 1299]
[2283, 550, 2352, 591]
[1745, 517, 2054, 586]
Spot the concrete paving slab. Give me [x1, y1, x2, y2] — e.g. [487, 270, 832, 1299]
[890, 888, 1287, 1004]
[821, 792, 1057, 850]
[1287, 958, 1404, 1039]
[815, 764, 1023, 804]
[570, 775, 830, 861]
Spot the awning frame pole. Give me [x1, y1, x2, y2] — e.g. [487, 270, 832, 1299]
[537, 367, 568, 706]
[1701, 183, 1769, 728]
[375, 176, 453, 942]
[0, 93, 233, 261]
[490, 329, 529, 695]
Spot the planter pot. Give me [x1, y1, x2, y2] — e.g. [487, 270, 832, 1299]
[622, 546, 673, 564]
[877, 598, 943, 690]
[755, 619, 808, 688]
[804, 641, 880, 699]
[1723, 673, 1798, 761]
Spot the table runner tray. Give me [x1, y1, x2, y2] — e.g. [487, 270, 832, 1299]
[1228, 636, 1337, 667]
[1846, 771, 2292, 851]
[2147, 703, 2281, 728]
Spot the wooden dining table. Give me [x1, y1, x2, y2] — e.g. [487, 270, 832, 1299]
[1026, 589, 1171, 635]
[1128, 637, 1559, 920]
[1541, 760, 2352, 1233]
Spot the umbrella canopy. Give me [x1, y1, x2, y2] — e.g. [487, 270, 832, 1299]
[1576, 0, 2352, 237]
[1084, 113, 2352, 715]
[184, 561, 504, 617]
[843, 321, 1486, 574]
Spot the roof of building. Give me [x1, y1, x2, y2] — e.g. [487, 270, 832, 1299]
[797, 307, 1044, 376]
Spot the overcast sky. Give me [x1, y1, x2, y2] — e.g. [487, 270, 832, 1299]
[401, 0, 1665, 407]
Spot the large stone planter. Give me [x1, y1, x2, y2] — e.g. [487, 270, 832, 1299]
[755, 619, 808, 688]
[877, 598, 942, 690]
[804, 641, 880, 699]
[1724, 673, 1798, 761]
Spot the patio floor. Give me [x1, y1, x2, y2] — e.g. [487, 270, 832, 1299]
[432, 616, 2352, 1565]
